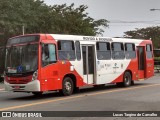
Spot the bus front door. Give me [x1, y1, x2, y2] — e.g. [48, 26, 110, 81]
[137, 46, 145, 79]
[82, 45, 95, 84]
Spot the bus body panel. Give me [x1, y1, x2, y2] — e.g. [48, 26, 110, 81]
[96, 59, 130, 84]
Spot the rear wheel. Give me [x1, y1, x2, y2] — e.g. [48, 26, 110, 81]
[123, 72, 132, 87]
[61, 77, 74, 96]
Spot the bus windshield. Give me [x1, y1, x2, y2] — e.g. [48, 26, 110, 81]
[6, 44, 38, 74]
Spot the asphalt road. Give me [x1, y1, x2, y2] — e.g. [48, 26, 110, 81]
[0, 74, 160, 120]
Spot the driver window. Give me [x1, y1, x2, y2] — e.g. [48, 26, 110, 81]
[42, 44, 56, 67]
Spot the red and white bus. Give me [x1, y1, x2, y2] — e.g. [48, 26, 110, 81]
[4, 34, 154, 96]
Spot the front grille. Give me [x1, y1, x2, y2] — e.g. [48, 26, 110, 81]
[6, 76, 32, 84]
[8, 79, 31, 84]
[6, 71, 34, 77]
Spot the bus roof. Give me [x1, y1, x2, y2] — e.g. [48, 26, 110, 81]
[49, 34, 151, 44]
[8, 34, 152, 44]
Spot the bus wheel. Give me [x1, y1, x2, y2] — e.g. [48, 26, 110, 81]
[32, 92, 43, 96]
[123, 72, 132, 87]
[61, 77, 74, 96]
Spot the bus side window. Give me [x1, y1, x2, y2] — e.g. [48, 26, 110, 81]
[75, 41, 81, 60]
[96, 42, 111, 60]
[146, 44, 153, 58]
[42, 44, 56, 67]
[58, 40, 76, 61]
[125, 43, 136, 59]
[112, 42, 125, 59]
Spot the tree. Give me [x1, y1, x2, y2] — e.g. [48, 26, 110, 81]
[50, 3, 108, 36]
[0, 0, 51, 41]
[124, 26, 160, 48]
[0, 0, 109, 46]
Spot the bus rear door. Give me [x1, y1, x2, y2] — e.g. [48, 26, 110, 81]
[137, 45, 154, 79]
[137, 46, 145, 79]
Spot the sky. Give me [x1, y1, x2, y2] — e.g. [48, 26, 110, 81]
[44, 0, 160, 37]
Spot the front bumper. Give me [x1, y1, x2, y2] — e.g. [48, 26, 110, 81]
[4, 80, 40, 92]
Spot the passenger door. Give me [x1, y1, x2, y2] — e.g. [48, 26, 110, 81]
[137, 45, 154, 79]
[40, 43, 58, 91]
[82, 45, 95, 84]
[137, 46, 145, 79]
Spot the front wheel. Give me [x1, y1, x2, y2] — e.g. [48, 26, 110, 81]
[123, 72, 132, 87]
[61, 77, 74, 96]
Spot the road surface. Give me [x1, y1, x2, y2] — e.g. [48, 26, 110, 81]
[0, 74, 160, 120]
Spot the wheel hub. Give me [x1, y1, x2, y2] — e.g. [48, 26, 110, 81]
[65, 81, 71, 92]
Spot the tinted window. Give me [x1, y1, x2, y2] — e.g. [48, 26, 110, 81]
[146, 44, 152, 58]
[7, 35, 39, 46]
[58, 41, 75, 60]
[75, 41, 81, 60]
[112, 43, 125, 59]
[42, 44, 56, 67]
[146, 44, 152, 51]
[6, 44, 38, 73]
[138, 47, 145, 70]
[96, 42, 111, 60]
[125, 43, 136, 59]
[113, 43, 123, 51]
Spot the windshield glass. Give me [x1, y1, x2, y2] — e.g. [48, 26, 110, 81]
[6, 44, 38, 73]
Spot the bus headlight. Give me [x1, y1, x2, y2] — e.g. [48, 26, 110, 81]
[32, 70, 38, 81]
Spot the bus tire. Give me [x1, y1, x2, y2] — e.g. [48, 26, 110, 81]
[123, 71, 132, 87]
[61, 77, 74, 96]
[32, 92, 43, 96]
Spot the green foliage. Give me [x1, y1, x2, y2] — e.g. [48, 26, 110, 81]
[124, 26, 160, 49]
[0, 0, 51, 36]
[154, 57, 160, 61]
[0, 0, 109, 45]
[51, 3, 108, 36]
